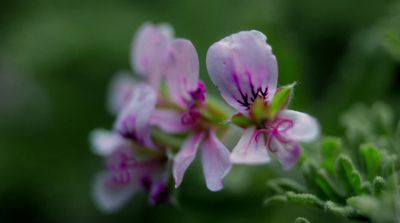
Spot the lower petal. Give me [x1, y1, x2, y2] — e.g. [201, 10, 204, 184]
[230, 127, 270, 165]
[93, 172, 139, 213]
[279, 110, 320, 142]
[173, 133, 205, 188]
[201, 132, 232, 191]
[270, 137, 301, 169]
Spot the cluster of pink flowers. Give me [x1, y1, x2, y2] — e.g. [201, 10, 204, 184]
[89, 22, 319, 212]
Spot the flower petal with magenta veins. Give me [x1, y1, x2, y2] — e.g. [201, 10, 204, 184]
[230, 127, 270, 165]
[206, 30, 278, 114]
[164, 39, 200, 107]
[131, 23, 173, 89]
[279, 110, 320, 142]
[173, 132, 205, 188]
[114, 83, 157, 148]
[201, 132, 232, 191]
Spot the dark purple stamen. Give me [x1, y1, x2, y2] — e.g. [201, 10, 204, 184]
[150, 183, 169, 205]
[190, 81, 206, 104]
[140, 175, 153, 191]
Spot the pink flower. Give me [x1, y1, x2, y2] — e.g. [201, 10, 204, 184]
[90, 129, 170, 212]
[206, 31, 319, 168]
[150, 39, 232, 191]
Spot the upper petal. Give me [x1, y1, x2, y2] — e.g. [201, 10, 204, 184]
[93, 172, 140, 213]
[107, 71, 136, 115]
[114, 83, 157, 147]
[150, 109, 192, 133]
[173, 132, 205, 188]
[230, 127, 270, 165]
[206, 30, 278, 114]
[89, 129, 126, 156]
[201, 132, 232, 191]
[164, 39, 200, 107]
[279, 110, 320, 142]
[131, 23, 173, 88]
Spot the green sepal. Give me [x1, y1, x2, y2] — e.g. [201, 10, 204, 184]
[250, 96, 269, 122]
[267, 83, 295, 120]
[230, 113, 254, 128]
[336, 155, 363, 195]
[360, 143, 382, 181]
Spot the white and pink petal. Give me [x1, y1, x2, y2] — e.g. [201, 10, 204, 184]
[279, 110, 320, 142]
[201, 132, 232, 191]
[131, 22, 173, 89]
[173, 132, 205, 188]
[230, 127, 270, 165]
[164, 39, 200, 107]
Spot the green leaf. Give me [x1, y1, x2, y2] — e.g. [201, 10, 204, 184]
[230, 113, 254, 128]
[294, 217, 311, 223]
[382, 154, 398, 178]
[286, 191, 324, 208]
[302, 160, 343, 201]
[263, 195, 288, 206]
[372, 176, 386, 194]
[347, 195, 380, 218]
[321, 137, 342, 175]
[267, 83, 295, 119]
[336, 155, 363, 195]
[360, 143, 382, 181]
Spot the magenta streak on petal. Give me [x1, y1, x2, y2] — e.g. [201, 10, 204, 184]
[232, 73, 251, 109]
[266, 117, 295, 152]
[246, 70, 269, 103]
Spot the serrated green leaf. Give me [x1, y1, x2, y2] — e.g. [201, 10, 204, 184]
[263, 195, 288, 206]
[267, 83, 295, 119]
[230, 113, 254, 128]
[347, 195, 380, 218]
[286, 191, 324, 208]
[336, 155, 363, 195]
[322, 137, 342, 175]
[360, 143, 382, 181]
[302, 160, 343, 201]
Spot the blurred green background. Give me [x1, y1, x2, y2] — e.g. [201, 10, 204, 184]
[0, 0, 399, 222]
